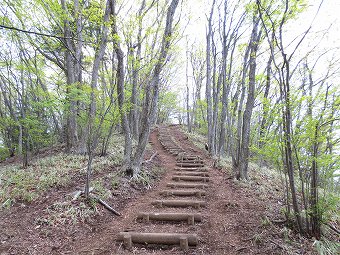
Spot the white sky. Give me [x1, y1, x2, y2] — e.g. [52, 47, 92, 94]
[172, 0, 340, 96]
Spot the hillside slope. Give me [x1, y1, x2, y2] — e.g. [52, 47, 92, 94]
[0, 125, 317, 254]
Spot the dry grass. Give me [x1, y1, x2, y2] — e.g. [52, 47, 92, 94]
[0, 134, 125, 208]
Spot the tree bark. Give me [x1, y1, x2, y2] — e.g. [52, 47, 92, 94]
[185, 39, 191, 132]
[130, 0, 180, 176]
[231, 42, 250, 176]
[258, 54, 272, 149]
[238, 16, 261, 180]
[111, 0, 133, 173]
[205, 0, 216, 155]
[61, 0, 78, 152]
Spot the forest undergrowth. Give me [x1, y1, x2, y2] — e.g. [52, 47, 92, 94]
[183, 127, 339, 255]
[0, 126, 338, 254]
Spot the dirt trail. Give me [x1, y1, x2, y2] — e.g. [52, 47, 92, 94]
[1, 125, 313, 254]
[69, 125, 279, 254]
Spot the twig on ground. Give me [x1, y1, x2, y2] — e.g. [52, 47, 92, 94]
[143, 151, 158, 164]
[91, 194, 121, 216]
[70, 187, 121, 216]
[236, 247, 248, 252]
[1, 199, 11, 208]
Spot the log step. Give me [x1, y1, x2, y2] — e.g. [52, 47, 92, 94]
[177, 159, 204, 164]
[151, 199, 206, 208]
[177, 156, 201, 160]
[167, 182, 209, 189]
[174, 171, 209, 177]
[168, 149, 184, 152]
[167, 149, 183, 152]
[176, 163, 205, 167]
[172, 175, 210, 182]
[160, 189, 206, 197]
[137, 212, 202, 225]
[174, 167, 208, 172]
[117, 232, 198, 250]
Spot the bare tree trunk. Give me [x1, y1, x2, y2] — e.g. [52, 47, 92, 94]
[111, 0, 133, 174]
[218, 2, 231, 157]
[79, 0, 112, 156]
[129, 0, 150, 139]
[211, 35, 219, 155]
[258, 54, 272, 149]
[190, 50, 205, 129]
[61, 0, 78, 152]
[238, 16, 261, 180]
[85, 150, 94, 198]
[279, 51, 303, 232]
[130, 0, 180, 176]
[310, 124, 320, 239]
[19, 62, 29, 168]
[205, 0, 216, 155]
[257, 0, 307, 233]
[224, 39, 238, 157]
[84, 0, 112, 196]
[185, 39, 191, 132]
[231, 43, 250, 177]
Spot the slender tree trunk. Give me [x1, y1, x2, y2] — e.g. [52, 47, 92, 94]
[218, 2, 230, 157]
[130, 0, 180, 176]
[211, 36, 219, 155]
[84, 0, 112, 196]
[129, 0, 148, 139]
[61, 0, 78, 152]
[190, 51, 205, 129]
[85, 150, 94, 198]
[185, 40, 191, 132]
[232, 43, 250, 177]
[238, 16, 261, 180]
[259, 54, 272, 149]
[310, 125, 320, 238]
[111, 0, 133, 173]
[205, 0, 215, 155]
[281, 54, 303, 233]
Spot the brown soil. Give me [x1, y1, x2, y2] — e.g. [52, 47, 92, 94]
[0, 125, 316, 255]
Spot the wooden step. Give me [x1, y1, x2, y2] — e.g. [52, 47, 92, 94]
[151, 199, 206, 208]
[174, 171, 209, 177]
[172, 175, 210, 182]
[167, 182, 209, 189]
[177, 159, 204, 164]
[177, 156, 201, 160]
[168, 149, 184, 152]
[174, 167, 208, 172]
[160, 189, 206, 197]
[117, 232, 198, 250]
[137, 212, 202, 225]
[176, 162, 205, 167]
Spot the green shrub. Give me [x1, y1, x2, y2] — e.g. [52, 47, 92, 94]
[0, 146, 10, 161]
